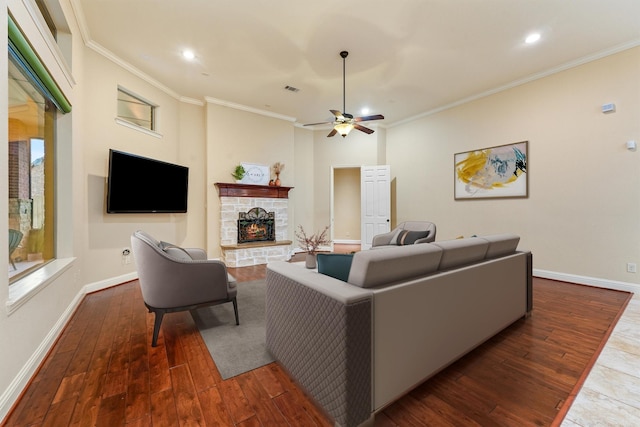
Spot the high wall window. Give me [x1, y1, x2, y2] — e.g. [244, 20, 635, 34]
[8, 54, 56, 283]
[117, 87, 156, 131]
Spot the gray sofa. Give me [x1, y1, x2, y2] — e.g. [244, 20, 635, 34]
[265, 234, 532, 427]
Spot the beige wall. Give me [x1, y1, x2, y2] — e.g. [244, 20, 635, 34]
[81, 48, 205, 284]
[312, 126, 384, 235]
[178, 103, 207, 249]
[205, 103, 295, 257]
[293, 127, 314, 237]
[333, 167, 361, 240]
[387, 47, 640, 284]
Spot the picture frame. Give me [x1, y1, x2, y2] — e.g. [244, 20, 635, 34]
[454, 141, 528, 200]
[240, 163, 270, 185]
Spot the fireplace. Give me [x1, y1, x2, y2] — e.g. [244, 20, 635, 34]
[237, 207, 275, 244]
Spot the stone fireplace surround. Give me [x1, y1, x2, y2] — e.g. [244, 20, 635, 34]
[215, 183, 293, 267]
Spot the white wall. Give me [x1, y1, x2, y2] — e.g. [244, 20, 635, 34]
[387, 47, 640, 284]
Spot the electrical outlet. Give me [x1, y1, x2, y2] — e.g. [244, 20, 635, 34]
[122, 247, 131, 265]
[627, 263, 637, 273]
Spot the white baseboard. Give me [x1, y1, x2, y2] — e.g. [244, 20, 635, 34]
[0, 287, 84, 422]
[534, 269, 640, 294]
[83, 272, 138, 294]
[0, 272, 137, 422]
[334, 239, 361, 245]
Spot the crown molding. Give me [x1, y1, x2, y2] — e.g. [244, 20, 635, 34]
[180, 96, 205, 106]
[68, 0, 640, 128]
[205, 97, 296, 122]
[87, 40, 182, 99]
[390, 39, 640, 128]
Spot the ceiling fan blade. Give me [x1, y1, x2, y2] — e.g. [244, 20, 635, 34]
[354, 124, 375, 134]
[354, 114, 384, 122]
[330, 110, 344, 120]
[303, 121, 332, 126]
[327, 128, 338, 137]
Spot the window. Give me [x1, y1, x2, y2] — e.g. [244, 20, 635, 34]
[117, 87, 156, 131]
[8, 54, 56, 283]
[35, 0, 57, 39]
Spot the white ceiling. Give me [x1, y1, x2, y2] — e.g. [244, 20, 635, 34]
[76, 0, 640, 127]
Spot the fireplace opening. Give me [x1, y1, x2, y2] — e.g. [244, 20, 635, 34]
[237, 207, 275, 244]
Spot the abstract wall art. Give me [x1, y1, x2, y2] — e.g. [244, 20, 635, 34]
[454, 141, 528, 200]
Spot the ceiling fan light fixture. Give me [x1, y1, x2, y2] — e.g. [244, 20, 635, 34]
[334, 122, 354, 137]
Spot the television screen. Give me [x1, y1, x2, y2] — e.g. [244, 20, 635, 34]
[107, 149, 189, 213]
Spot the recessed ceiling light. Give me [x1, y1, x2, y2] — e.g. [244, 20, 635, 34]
[361, 107, 370, 115]
[182, 50, 195, 60]
[525, 33, 541, 44]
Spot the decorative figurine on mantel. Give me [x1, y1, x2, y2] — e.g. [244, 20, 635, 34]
[272, 162, 285, 186]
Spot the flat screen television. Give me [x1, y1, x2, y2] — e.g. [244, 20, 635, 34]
[107, 149, 189, 213]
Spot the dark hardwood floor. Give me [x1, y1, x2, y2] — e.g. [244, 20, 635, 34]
[3, 246, 630, 426]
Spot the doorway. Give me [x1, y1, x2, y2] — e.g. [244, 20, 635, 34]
[331, 165, 391, 250]
[332, 166, 361, 244]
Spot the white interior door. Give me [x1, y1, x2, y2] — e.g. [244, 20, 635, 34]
[361, 165, 391, 250]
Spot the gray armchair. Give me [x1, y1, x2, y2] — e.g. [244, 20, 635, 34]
[371, 221, 436, 248]
[131, 230, 238, 347]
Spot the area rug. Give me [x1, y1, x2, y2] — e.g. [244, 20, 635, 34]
[191, 279, 274, 380]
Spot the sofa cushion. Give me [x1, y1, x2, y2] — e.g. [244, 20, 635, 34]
[389, 228, 403, 245]
[396, 230, 429, 245]
[317, 253, 355, 282]
[348, 244, 443, 288]
[480, 234, 520, 258]
[432, 238, 489, 270]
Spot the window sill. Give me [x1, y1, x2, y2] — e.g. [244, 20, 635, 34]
[115, 118, 162, 138]
[6, 257, 76, 315]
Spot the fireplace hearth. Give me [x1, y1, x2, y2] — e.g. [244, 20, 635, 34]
[237, 207, 275, 244]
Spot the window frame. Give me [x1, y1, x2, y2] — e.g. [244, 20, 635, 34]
[6, 5, 76, 313]
[116, 86, 162, 138]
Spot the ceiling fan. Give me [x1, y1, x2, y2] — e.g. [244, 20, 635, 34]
[304, 51, 384, 137]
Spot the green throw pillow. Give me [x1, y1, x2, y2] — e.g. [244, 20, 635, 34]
[396, 230, 429, 245]
[317, 253, 354, 282]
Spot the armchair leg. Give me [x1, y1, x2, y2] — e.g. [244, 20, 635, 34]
[151, 310, 165, 347]
[232, 297, 239, 325]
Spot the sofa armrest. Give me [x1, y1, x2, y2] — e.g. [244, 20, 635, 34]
[372, 230, 395, 247]
[265, 263, 373, 427]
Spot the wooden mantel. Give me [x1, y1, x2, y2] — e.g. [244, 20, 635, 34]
[214, 182, 294, 199]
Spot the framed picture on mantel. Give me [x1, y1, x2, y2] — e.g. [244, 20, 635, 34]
[454, 141, 528, 200]
[240, 163, 270, 185]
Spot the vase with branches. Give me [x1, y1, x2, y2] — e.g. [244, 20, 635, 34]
[295, 225, 331, 268]
[272, 162, 285, 186]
